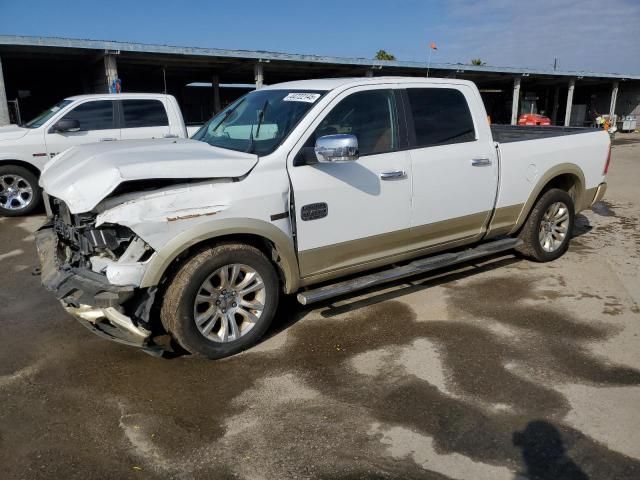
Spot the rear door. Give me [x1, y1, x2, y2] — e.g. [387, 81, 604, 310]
[288, 86, 412, 278]
[404, 85, 498, 246]
[118, 99, 171, 140]
[44, 100, 120, 158]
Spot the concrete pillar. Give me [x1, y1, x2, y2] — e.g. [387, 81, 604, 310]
[0, 56, 10, 126]
[609, 81, 619, 119]
[510, 76, 521, 125]
[551, 86, 560, 125]
[564, 79, 575, 126]
[212, 74, 221, 114]
[104, 54, 118, 93]
[254, 63, 264, 89]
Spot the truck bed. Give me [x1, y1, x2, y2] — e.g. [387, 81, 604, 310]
[491, 124, 598, 144]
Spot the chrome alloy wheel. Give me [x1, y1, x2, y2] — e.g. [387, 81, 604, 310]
[193, 263, 266, 343]
[0, 174, 33, 211]
[539, 201, 570, 253]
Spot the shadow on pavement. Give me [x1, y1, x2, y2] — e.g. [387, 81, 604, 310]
[514, 420, 589, 480]
[573, 213, 593, 237]
[318, 254, 521, 318]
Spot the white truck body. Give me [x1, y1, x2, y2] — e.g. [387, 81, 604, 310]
[0, 93, 192, 215]
[35, 77, 610, 355]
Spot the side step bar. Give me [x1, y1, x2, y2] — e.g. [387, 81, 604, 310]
[297, 237, 523, 306]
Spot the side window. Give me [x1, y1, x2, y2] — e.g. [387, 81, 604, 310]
[407, 88, 475, 147]
[121, 100, 169, 128]
[61, 101, 115, 131]
[310, 89, 397, 156]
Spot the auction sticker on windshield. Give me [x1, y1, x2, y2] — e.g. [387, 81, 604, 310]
[283, 93, 321, 103]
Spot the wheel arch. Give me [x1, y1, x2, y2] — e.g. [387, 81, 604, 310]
[0, 159, 41, 179]
[510, 163, 585, 235]
[140, 218, 301, 294]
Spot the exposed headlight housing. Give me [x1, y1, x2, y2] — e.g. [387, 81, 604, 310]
[83, 225, 136, 259]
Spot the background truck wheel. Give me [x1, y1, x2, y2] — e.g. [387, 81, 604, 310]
[0, 165, 42, 217]
[161, 243, 280, 359]
[516, 188, 575, 262]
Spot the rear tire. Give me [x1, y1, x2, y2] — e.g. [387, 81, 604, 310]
[0, 165, 42, 217]
[161, 243, 280, 359]
[516, 188, 575, 262]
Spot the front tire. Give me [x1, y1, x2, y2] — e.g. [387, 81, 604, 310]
[0, 165, 42, 217]
[516, 188, 575, 262]
[161, 243, 280, 359]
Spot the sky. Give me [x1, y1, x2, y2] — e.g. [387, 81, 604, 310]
[1, 0, 639, 75]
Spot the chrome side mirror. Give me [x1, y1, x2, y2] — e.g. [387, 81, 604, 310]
[314, 134, 359, 163]
[50, 118, 80, 133]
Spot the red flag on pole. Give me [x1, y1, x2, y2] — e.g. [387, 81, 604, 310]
[430, 42, 438, 50]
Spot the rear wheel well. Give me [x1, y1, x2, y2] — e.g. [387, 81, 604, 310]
[513, 172, 583, 236]
[543, 173, 581, 203]
[0, 160, 41, 180]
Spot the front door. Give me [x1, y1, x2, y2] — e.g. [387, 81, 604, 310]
[288, 87, 412, 278]
[45, 100, 120, 158]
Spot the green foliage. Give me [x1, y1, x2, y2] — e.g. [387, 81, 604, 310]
[471, 58, 486, 66]
[375, 50, 396, 61]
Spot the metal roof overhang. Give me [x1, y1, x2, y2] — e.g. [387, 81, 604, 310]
[1, 35, 638, 84]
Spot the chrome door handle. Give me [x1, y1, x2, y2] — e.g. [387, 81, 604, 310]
[99, 137, 117, 142]
[163, 134, 179, 138]
[380, 170, 407, 180]
[471, 157, 492, 166]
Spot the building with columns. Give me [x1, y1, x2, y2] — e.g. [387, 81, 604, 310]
[1, 35, 638, 129]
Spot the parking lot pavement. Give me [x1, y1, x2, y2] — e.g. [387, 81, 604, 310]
[1, 139, 639, 480]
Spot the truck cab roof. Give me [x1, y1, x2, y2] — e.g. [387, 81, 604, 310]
[261, 76, 477, 92]
[63, 93, 174, 102]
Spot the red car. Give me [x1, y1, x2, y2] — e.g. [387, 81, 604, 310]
[518, 113, 551, 126]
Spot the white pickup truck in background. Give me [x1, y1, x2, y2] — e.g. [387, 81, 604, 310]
[35, 77, 610, 359]
[0, 93, 197, 216]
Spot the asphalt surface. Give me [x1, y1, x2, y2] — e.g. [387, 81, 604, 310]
[1, 135, 639, 480]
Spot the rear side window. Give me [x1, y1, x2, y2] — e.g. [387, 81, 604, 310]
[61, 100, 115, 131]
[406, 88, 475, 147]
[121, 100, 169, 128]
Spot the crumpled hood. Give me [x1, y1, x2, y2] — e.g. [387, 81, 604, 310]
[0, 124, 29, 141]
[40, 138, 258, 213]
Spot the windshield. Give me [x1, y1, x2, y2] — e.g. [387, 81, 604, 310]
[192, 89, 324, 155]
[25, 99, 73, 128]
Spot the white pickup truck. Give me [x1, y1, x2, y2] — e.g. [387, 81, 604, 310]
[0, 93, 196, 216]
[35, 77, 610, 358]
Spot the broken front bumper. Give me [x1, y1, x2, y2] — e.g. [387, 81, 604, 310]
[35, 225, 162, 353]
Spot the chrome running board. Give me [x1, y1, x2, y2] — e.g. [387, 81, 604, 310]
[297, 238, 523, 306]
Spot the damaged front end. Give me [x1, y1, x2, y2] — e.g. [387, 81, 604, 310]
[36, 196, 165, 354]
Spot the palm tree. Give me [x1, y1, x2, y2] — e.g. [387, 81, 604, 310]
[375, 50, 396, 61]
[471, 58, 486, 66]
